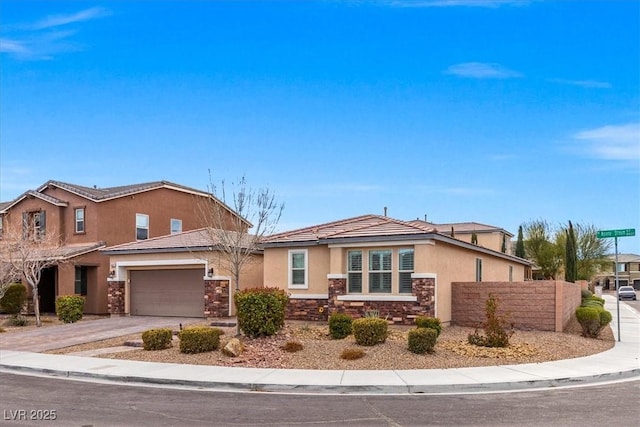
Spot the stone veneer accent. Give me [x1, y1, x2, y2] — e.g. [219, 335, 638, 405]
[322, 276, 435, 325]
[286, 298, 329, 322]
[204, 279, 230, 318]
[107, 281, 126, 316]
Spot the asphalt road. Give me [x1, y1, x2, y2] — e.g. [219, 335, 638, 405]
[1, 373, 639, 427]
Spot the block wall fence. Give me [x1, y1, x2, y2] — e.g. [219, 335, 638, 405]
[451, 280, 583, 332]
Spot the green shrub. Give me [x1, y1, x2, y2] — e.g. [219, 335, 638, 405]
[142, 328, 173, 351]
[234, 287, 289, 338]
[340, 347, 365, 360]
[0, 284, 27, 315]
[179, 327, 222, 354]
[352, 317, 388, 346]
[55, 295, 84, 323]
[580, 289, 593, 299]
[5, 315, 28, 327]
[408, 328, 438, 354]
[329, 313, 352, 339]
[468, 294, 513, 348]
[575, 306, 611, 338]
[415, 316, 442, 337]
[282, 340, 304, 352]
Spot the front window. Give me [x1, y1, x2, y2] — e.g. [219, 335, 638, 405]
[348, 250, 363, 293]
[476, 258, 483, 282]
[75, 266, 88, 296]
[136, 213, 149, 240]
[398, 249, 414, 293]
[75, 208, 85, 233]
[369, 250, 392, 293]
[288, 249, 308, 288]
[617, 263, 627, 273]
[509, 265, 513, 282]
[23, 210, 46, 240]
[170, 218, 182, 234]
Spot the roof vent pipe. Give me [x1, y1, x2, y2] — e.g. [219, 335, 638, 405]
[384, 206, 388, 217]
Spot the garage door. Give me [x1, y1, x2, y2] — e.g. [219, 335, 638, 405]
[130, 269, 204, 317]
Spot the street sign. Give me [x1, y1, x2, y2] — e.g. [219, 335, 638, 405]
[596, 228, 636, 238]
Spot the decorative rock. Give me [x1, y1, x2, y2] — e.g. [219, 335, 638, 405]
[222, 338, 243, 357]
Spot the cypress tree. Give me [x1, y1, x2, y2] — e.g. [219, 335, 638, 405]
[565, 221, 578, 282]
[515, 225, 525, 258]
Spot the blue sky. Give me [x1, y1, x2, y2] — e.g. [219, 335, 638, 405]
[1, 0, 639, 253]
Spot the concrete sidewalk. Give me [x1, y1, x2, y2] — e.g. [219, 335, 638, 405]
[1, 295, 638, 395]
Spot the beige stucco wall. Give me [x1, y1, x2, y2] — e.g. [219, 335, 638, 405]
[264, 238, 526, 324]
[422, 240, 525, 323]
[263, 246, 330, 294]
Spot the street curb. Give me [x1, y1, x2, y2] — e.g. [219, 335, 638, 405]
[2, 362, 638, 395]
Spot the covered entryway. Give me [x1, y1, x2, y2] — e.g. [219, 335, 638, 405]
[130, 269, 204, 317]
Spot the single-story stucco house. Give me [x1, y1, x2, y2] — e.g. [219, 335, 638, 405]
[262, 214, 532, 325]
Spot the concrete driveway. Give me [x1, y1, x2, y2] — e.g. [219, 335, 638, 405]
[0, 316, 203, 352]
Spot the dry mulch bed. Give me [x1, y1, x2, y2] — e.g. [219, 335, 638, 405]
[44, 318, 615, 371]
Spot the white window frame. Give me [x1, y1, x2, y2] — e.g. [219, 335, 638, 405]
[398, 248, 414, 294]
[369, 249, 392, 293]
[288, 249, 308, 289]
[136, 213, 149, 240]
[75, 208, 85, 233]
[170, 218, 182, 234]
[348, 250, 363, 293]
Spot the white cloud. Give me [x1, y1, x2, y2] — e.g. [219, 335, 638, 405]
[573, 123, 640, 161]
[29, 7, 112, 30]
[2, 7, 111, 60]
[389, 0, 532, 7]
[0, 38, 29, 54]
[549, 78, 612, 89]
[445, 62, 523, 79]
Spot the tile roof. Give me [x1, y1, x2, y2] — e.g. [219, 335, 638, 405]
[39, 180, 211, 201]
[102, 228, 258, 253]
[0, 242, 106, 262]
[408, 220, 511, 235]
[264, 214, 437, 244]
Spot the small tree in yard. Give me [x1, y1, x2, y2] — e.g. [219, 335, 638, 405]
[197, 172, 284, 334]
[468, 294, 514, 348]
[0, 226, 67, 327]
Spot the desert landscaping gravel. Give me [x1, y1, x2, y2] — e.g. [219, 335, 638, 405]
[42, 318, 615, 371]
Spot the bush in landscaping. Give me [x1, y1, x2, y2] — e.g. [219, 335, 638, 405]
[467, 293, 513, 348]
[5, 315, 28, 327]
[328, 312, 352, 339]
[234, 287, 289, 338]
[352, 317, 388, 346]
[575, 306, 611, 338]
[142, 328, 173, 351]
[282, 340, 304, 353]
[415, 316, 442, 337]
[580, 289, 593, 299]
[408, 328, 438, 354]
[55, 295, 85, 323]
[340, 348, 365, 360]
[0, 283, 27, 315]
[179, 327, 223, 354]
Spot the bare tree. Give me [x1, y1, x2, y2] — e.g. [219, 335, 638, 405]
[0, 258, 20, 301]
[198, 173, 284, 296]
[0, 225, 66, 327]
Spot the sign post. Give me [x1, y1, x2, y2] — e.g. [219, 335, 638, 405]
[597, 228, 635, 342]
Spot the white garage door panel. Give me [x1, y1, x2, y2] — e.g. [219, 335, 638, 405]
[130, 269, 204, 317]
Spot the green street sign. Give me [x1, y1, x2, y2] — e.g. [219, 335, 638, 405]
[597, 228, 636, 238]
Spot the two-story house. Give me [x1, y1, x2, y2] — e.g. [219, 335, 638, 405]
[594, 253, 640, 290]
[0, 180, 242, 314]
